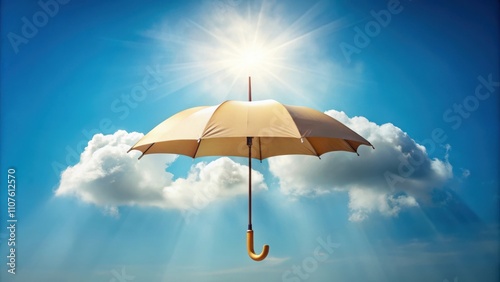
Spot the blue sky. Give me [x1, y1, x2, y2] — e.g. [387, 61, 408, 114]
[1, 0, 499, 281]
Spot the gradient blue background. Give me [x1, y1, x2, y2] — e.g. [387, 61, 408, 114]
[1, 0, 498, 281]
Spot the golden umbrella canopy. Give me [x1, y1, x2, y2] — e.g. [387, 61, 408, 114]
[130, 99, 372, 160]
[129, 78, 373, 261]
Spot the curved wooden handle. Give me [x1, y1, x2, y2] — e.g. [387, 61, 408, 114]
[246, 230, 269, 261]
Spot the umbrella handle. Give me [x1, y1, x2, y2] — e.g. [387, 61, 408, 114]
[246, 230, 269, 261]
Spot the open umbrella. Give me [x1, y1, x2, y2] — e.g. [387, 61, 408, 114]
[128, 77, 373, 261]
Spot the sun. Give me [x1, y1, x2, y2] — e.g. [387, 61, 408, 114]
[239, 47, 266, 72]
[154, 1, 344, 102]
[231, 42, 276, 78]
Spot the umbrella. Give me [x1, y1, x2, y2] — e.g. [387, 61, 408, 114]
[128, 77, 373, 261]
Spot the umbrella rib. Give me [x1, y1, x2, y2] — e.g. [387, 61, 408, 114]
[278, 104, 321, 158]
[138, 143, 155, 160]
[193, 138, 202, 158]
[301, 137, 321, 158]
[258, 137, 262, 162]
[343, 139, 359, 156]
[199, 100, 231, 139]
[190, 101, 230, 159]
[280, 103, 303, 139]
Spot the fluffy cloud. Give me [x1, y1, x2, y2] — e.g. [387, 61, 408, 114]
[55, 130, 267, 216]
[56, 112, 453, 222]
[268, 110, 453, 221]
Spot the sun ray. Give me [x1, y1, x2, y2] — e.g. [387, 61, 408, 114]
[149, 0, 352, 104]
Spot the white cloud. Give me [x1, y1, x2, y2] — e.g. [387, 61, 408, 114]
[268, 110, 453, 221]
[56, 111, 454, 222]
[55, 130, 267, 215]
[263, 256, 290, 266]
[347, 188, 419, 222]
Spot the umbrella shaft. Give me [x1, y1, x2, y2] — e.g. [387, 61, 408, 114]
[248, 137, 253, 230]
[247, 75, 252, 230]
[248, 76, 252, 102]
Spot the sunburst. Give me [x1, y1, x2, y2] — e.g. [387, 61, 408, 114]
[153, 1, 347, 104]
